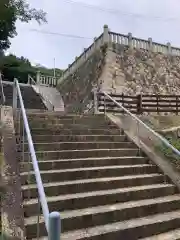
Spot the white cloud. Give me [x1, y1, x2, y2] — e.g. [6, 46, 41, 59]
[8, 0, 180, 69]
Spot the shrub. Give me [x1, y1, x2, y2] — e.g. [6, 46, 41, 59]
[157, 135, 180, 162]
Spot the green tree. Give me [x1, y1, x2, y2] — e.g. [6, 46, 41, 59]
[0, 54, 36, 83]
[0, 54, 63, 83]
[0, 0, 47, 51]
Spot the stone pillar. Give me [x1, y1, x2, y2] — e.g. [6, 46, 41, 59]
[103, 25, 109, 44]
[36, 71, 40, 84]
[148, 37, 153, 51]
[128, 32, 133, 49]
[13, 81, 17, 110]
[167, 42, 172, 55]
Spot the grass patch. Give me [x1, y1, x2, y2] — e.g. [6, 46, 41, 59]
[156, 135, 180, 170]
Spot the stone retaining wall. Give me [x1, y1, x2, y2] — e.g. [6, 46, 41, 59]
[58, 42, 180, 114]
[58, 45, 107, 113]
[103, 44, 180, 95]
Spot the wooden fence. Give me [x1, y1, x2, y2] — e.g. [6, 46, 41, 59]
[97, 93, 180, 114]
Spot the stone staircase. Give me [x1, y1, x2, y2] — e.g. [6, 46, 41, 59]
[2, 82, 47, 109]
[19, 112, 180, 239]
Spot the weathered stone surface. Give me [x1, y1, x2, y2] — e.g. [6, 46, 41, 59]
[58, 46, 107, 113]
[103, 45, 180, 95]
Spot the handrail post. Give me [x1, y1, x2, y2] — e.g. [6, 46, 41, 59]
[93, 87, 99, 114]
[137, 94, 142, 114]
[48, 212, 61, 240]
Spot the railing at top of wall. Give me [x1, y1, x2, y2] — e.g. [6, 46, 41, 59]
[37, 72, 58, 87]
[58, 25, 180, 85]
[28, 73, 58, 87]
[108, 32, 180, 55]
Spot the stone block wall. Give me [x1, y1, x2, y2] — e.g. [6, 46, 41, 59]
[102, 44, 180, 95]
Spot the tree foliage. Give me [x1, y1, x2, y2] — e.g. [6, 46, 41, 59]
[0, 0, 17, 50]
[11, 0, 47, 23]
[0, 54, 63, 83]
[0, 0, 47, 51]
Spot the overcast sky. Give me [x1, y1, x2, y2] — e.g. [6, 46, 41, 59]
[8, 0, 180, 69]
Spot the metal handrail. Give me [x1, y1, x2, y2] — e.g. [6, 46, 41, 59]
[101, 91, 180, 157]
[14, 79, 60, 238]
[15, 78, 49, 228]
[0, 72, 5, 104]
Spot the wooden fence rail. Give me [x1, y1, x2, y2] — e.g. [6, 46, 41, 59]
[97, 93, 180, 114]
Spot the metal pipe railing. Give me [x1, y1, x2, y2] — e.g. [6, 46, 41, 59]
[13, 78, 60, 239]
[101, 91, 180, 157]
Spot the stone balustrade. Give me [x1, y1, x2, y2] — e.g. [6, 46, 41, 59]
[58, 25, 180, 85]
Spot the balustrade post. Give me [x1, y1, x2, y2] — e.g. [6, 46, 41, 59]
[103, 25, 109, 44]
[36, 71, 41, 84]
[167, 42, 172, 55]
[13, 80, 17, 110]
[128, 32, 133, 49]
[148, 38, 153, 51]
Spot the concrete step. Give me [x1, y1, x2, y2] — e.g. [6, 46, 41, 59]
[31, 221, 180, 240]
[23, 184, 176, 219]
[20, 156, 149, 172]
[27, 117, 112, 126]
[25, 195, 180, 238]
[17, 120, 118, 130]
[21, 164, 158, 184]
[22, 173, 165, 199]
[59, 210, 180, 239]
[30, 134, 127, 143]
[22, 148, 140, 161]
[26, 114, 105, 120]
[23, 142, 135, 151]
[141, 228, 180, 239]
[28, 128, 122, 135]
[23, 109, 50, 114]
[26, 122, 118, 130]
